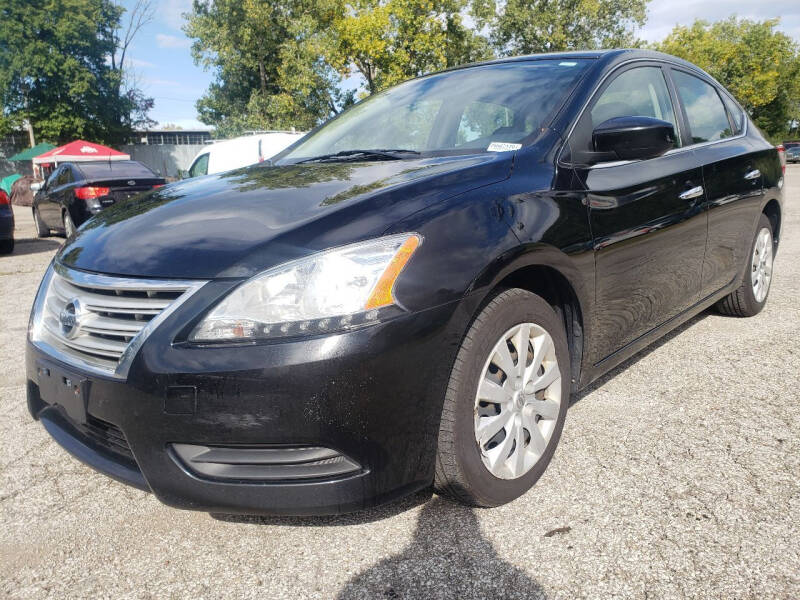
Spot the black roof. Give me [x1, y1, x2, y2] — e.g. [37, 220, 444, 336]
[447, 48, 712, 81]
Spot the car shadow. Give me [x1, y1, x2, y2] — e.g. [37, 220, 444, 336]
[5, 237, 62, 257]
[570, 310, 711, 406]
[214, 495, 547, 599]
[335, 498, 547, 600]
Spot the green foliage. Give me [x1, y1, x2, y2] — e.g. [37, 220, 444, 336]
[657, 18, 800, 137]
[186, 0, 346, 137]
[0, 0, 155, 145]
[332, 0, 493, 93]
[474, 0, 648, 55]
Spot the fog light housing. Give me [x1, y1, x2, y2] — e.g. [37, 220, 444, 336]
[169, 444, 361, 481]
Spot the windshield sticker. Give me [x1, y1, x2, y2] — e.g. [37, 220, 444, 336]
[487, 142, 522, 152]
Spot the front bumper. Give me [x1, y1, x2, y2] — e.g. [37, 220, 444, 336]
[27, 297, 474, 515]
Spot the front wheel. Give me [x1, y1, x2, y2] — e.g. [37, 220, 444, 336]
[715, 213, 774, 317]
[0, 239, 13, 255]
[435, 288, 570, 507]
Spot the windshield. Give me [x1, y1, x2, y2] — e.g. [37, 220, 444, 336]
[278, 59, 592, 163]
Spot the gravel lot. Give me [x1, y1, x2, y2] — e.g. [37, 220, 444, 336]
[1, 169, 798, 599]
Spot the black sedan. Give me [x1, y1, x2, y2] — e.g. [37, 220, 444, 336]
[32, 160, 165, 237]
[0, 188, 13, 254]
[26, 50, 782, 515]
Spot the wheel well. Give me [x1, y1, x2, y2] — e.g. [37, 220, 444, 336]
[763, 199, 781, 246]
[495, 266, 584, 391]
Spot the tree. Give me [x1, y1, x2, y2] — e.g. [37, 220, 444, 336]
[473, 0, 648, 56]
[185, 0, 346, 137]
[0, 0, 155, 145]
[657, 18, 800, 138]
[332, 0, 493, 95]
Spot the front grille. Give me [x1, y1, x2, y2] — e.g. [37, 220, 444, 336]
[32, 264, 206, 377]
[78, 414, 135, 462]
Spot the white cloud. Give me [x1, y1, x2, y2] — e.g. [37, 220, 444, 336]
[156, 0, 192, 31]
[127, 57, 155, 68]
[156, 33, 191, 49]
[640, 0, 800, 43]
[143, 78, 182, 87]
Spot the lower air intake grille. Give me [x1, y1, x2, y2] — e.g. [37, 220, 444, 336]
[78, 414, 135, 462]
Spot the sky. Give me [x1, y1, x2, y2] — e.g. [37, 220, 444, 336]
[125, 0, 800, 130]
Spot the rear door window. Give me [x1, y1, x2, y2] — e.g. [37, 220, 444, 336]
[672, 71, 734, 144]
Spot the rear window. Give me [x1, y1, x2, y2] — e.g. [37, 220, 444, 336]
[78, 161, 157, 179]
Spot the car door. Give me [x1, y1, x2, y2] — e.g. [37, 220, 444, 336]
[668, 69, 766, 296]
[565, 63, 708, 364]
[40, 167, 64, 227]
[53, 166, 74, 229]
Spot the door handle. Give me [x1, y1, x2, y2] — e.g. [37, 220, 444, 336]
[744, 169, 761, 180]
[679, 185, 704, 200]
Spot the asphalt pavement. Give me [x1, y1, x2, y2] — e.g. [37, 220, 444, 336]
[1, 168, 798, 599]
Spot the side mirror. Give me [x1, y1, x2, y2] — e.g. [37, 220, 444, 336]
[592, 116, 676, 162]
[178, 170, 189, 180]
[30, 181, 43, 192]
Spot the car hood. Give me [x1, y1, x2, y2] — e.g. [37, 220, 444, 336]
[57, 154, 513, 279]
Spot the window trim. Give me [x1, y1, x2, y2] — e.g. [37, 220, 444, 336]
[558, 58, 747, 170]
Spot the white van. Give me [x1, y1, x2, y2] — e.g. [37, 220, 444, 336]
[186, 131, 305, 178]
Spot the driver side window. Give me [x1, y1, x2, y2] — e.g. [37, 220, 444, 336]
[568, 66, 680, 161]
[189, 154, 209, 178]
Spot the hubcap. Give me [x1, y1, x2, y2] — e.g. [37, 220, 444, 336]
[751, 227, 773, 303]
[473, 322, 562, 480]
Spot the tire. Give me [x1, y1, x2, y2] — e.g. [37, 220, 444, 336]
[0, 238, 13, 255]
[63, 210, 77, 238]
[435, 288, 570, 507]
[33, 208, 50, 238]
[715, 213, 774, 317]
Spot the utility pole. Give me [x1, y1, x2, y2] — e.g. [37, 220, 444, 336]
[25, 120, 35, 147]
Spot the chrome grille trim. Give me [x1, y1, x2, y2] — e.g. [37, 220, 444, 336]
[30, 262, 208, 379]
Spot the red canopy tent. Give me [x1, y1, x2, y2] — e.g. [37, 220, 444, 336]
[33, 140, 130, 167]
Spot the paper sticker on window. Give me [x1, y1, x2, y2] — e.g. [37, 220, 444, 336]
[487, 142, 522, 152]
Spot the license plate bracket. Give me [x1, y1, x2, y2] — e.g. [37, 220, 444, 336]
[36, 360, 89, 424]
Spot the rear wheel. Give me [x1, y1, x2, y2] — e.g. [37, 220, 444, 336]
[63, 210, 77, 238]
[0, 239, 13, 254]
[435, 288, 570, 507]
[33, 208, 50, 238]
[716, 213, 774, 317]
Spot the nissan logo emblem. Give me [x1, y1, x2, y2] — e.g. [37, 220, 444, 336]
[59, 299, 82, 339]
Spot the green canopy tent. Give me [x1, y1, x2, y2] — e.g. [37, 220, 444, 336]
[7, 142, 56, 161]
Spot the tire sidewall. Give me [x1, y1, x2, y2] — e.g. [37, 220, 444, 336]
[34, 208, 48, 237]
[63, 211, 76, 238]
[449, 289, 570, 506]
[741, 214, 774, 315]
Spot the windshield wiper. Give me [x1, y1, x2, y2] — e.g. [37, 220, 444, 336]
[295, 149, 421, 164]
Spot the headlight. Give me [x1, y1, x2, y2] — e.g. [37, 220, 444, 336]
[190, 233, 421, 341]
